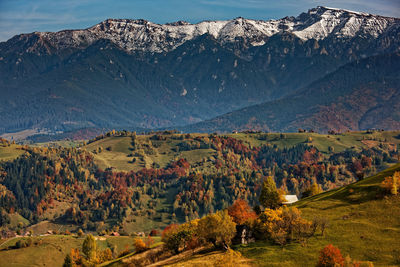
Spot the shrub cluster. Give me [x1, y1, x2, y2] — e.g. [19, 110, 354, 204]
[162, 210, 236, 254]
[256, 206, 325, 246]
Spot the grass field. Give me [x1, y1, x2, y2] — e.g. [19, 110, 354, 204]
[100, 236, 163, 267]
[121, 185, 179, 233]
[84, 135, 217, 172]
[0, 235, 83, 267]
[164, 249, 253, 267]
[229, 131, 400, 154]
[0, 235, 161, 267]
[235, 163, 400, 266]
[82, 131, 400, 173]
[32, 140, 82, 148]
[0, 145, 24, 162]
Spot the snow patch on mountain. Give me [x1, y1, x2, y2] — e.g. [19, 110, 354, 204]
[9, 6, 400, 53]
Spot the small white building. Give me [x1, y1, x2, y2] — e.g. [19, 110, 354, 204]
[282, 195, 298, 205]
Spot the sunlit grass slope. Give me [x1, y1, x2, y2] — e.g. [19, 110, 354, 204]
[83, 131, 400, 172]
[237, 163, 400, 266]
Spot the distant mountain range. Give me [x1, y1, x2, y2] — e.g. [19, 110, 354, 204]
[182, 53, 400, 133]
[1, 6, 399, 136]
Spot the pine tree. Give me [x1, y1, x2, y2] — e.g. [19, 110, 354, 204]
[311, 183, 322, 196]
[259, 176, 281, 209]
[62, 254, 72, 267]
[82, 234, 97, 262]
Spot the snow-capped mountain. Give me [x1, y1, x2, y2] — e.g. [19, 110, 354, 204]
[0, 6, 399, 135]
[6, 6, 400, 54]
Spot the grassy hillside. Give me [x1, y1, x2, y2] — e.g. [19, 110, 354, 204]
[0, 130, 398, 235]
[0, 144, 24, 162]
[0, 133, 399, 266]
[104, 164, 400, 267]
[26, 130, 399, 236]
[84, 131, 400, 172]
[235, 163, 400, 266]
[85, 133, 219, 172]
[229, 131, 400, 154]
[0, 235, 158, 267]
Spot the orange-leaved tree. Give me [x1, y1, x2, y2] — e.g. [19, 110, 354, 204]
[228, 199, 257, 225]
[381, 171, 400, 195]
[134, 238, 148, 253]
[317, 244, 344, 267]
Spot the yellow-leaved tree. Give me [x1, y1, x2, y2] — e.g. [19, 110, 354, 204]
[198, 210, 236, 249]
[381, 171, 400, 195]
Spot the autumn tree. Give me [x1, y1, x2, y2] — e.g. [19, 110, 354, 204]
[134, 238, 147, 253]
[317, 244, 344, 267]
[303, 183, 323, 197]
[82, 234, 97, 262]
[77, 229, 84, 237]
[198, 210, 236, 249]
[162, 224, 184, 254]
[145, 235, 154, 248]
[228, 199, 257, 225]
[311, 183, 322, 196]
[259, 206, 315, 246]
[64, 248, 82, 266]
[259, 176, 282, 209]
[98, 248, 113, 263]
[0, 209, 10, 226]
[162, 221, 198, 254]
[381, 171, 400, 195]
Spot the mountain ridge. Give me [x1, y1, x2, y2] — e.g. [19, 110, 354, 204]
[1, 6, 399, 135]
[182, 52, 400, 133]
[3, 6, 399, 54]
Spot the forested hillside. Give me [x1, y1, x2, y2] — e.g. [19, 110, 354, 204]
[0, 131, 399, 234]
[184, 53, 400, 133]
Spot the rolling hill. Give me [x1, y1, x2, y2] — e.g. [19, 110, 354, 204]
[1, 130, 399, 233]
[155, 163, 400, 267]
[2, 163, 399, 267]
[83, 130, 400, 173]
[236, 163, 400, 266]
[0, 131, 399, 266]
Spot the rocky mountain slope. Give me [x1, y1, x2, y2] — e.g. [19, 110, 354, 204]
[1, 7, 399, 134]
[5, 6, 399, 54]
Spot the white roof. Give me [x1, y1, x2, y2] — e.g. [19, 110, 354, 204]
[282, 195, 298, 204]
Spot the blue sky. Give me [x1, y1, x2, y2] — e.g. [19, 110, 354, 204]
[0, 0, 399, 41]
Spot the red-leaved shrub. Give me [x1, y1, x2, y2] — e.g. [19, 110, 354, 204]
[317, 244, 344, 267]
